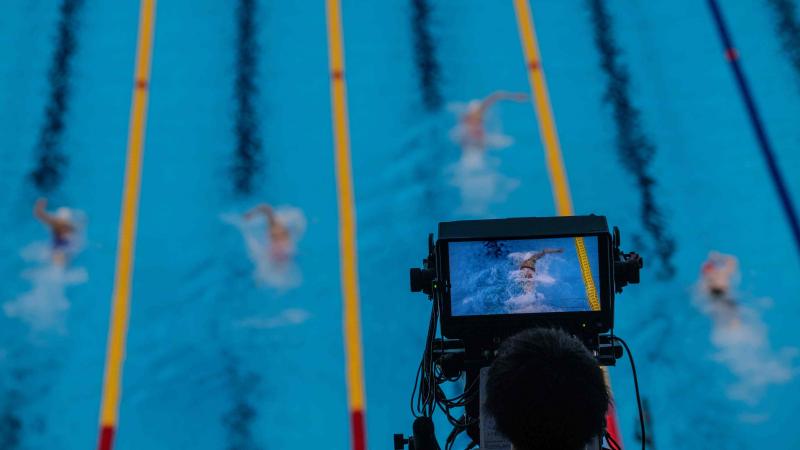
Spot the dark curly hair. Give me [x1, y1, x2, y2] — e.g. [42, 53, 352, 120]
[485, 328, 609, 450]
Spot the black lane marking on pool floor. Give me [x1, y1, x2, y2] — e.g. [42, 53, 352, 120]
[0, 388, 22, 449]
[586, 0, 677, 279]
[411, 0, 443, 112]
[221, 353, 261, 450]
[708, 0, 800, 256]
[767, 0, 800, 88]
[30, 0, 85, 193]
[232, 0, 263, 196]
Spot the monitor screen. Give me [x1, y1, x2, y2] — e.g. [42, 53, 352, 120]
[448, 236, 601, 316]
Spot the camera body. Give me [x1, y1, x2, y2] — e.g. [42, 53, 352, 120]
[411, 215, 641, 352]
[401, 215, 642, 449]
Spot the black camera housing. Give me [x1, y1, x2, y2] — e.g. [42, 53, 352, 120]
[411, 215, 640, 346]
[403, 215, 642, 448]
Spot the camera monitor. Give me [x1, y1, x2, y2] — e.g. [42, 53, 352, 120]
[448, 236, 601, 316]
[435, 216, 614, 340]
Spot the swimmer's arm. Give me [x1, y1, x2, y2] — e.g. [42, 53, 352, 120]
[722, 257, 739, 275]
[480, 91, 528, 111]
[244, 204, 273, 219]
[34, 198, 57, 226]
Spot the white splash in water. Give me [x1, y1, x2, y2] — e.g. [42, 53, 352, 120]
[222, 206, 306, 289]
[235, 308, 310, 330]
[448, 101, 514, 152]
[447, 152, 519, 216]
[4, 217, 88, 333]
[693, 277, 797, 405]
[446, 102, 519, 215]
[504, 252, 559, 313]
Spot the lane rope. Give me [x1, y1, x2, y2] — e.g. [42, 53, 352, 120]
[574, 237, 600, 311]
[512, 0, 624, 445]
[707, 0, 800, 258]
[325, 1, 368, 449]
[96, 1, 156, 449]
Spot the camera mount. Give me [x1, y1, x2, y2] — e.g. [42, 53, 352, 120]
[398, 217, 643, 449]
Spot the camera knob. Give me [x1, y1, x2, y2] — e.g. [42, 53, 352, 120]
[410, 268, 424, 292]
[393, 434, 408, 449]
[410, 268, 435, 296]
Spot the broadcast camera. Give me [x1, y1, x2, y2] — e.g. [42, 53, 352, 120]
[396, 215, 643, 449]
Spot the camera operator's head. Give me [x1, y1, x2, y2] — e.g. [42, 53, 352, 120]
[485, 328, 609, 450]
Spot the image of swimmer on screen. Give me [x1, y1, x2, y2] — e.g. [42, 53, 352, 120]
[449, 237, 600, 316]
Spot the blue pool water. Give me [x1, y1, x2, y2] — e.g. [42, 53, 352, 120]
[1, 1, 799, 449]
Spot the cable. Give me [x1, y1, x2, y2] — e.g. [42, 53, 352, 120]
[444, 420, 463, 450]
[612, 336, 645, 450]
[409, 288, 484, 449]
[412, 292, 445, 419]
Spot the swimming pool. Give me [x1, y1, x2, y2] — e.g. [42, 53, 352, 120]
[1, 1, 798, 449]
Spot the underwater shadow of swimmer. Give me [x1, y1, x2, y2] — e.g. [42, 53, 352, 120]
[221, 208, 306, 290]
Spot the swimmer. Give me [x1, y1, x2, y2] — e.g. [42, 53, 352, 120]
[34, 197, 75, 266]
[701, 251, 739, 310]
[518, 248, 563, 294]
[459, 91, 527, 151]
[244, 203, 292, 262]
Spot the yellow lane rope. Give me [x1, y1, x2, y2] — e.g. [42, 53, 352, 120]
[512, 0, 572, 216]
[574, 237, 600, 311]
[511, 0, 622, 440]
[96, 1, 156, 449]
[511, 0, 599, 311]
[325, 1, 368, 448]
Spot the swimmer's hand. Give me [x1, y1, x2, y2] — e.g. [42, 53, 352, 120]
[480, 91, 529, 112]
[492, 91, 527, 102]
[244, 203, 273, 220]
[34, 198, 49, 221]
